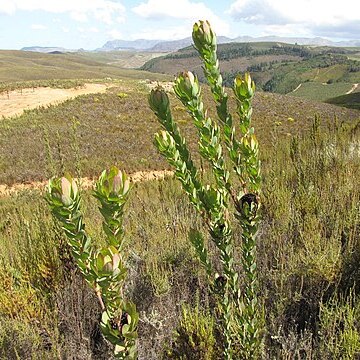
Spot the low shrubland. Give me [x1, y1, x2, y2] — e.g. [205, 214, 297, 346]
[1, 114, 360, 358]
[0, 79, 358, 186]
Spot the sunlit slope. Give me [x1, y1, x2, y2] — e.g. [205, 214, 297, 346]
[0, 50, 169, 81]
[0, 82, 358, 185]
[141, 42, 360, 101]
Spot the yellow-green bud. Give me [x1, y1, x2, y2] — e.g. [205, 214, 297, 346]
[174, 71, 200, 101]
[113, 169, 129, 195]
[59, 176, 78, 206]
[96, 167, 130, 198]
[112, 169, 122, 193]
[98, 248, 121, 274]
[192, 20, 216, 50]
[234, 73, 255, 101]
[148, 87, 170, 116]
[103, 253, 120, 273]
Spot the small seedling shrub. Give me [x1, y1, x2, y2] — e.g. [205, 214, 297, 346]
[47, 168, 138, 359]
[164, 300, 217, 359]
[118, 92, 128, 99]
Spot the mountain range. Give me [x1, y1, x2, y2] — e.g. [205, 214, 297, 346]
[21, 36, 360, 54]
[20, 46, 80, 53]
[99, 36, 233, 52]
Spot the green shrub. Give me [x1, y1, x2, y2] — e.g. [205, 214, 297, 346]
[117, 92, 128, 99]
[47, 167, 138, 359]
[319, 294, 360, 359]
[164, 300, 217, 359]
[149, 20, 262, 359]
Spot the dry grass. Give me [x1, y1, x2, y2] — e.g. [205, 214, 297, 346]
[0, 50, 170, 82]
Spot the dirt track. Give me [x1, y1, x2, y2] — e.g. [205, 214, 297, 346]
[0, 170, 174, 198]
[0, 83, 108, 118]
[292, 83, 302, 92]
[346, 83, 359, 94]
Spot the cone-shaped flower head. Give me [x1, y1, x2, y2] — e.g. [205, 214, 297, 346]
[48, 175, 78, 207]
[97, 247, 121, 275]
[192, 20, 216, 51]
[174, 71, 200, 102]
[234, 72, 255, 101]
[95, 166, 130, 199]
[149, 87, 170, 119]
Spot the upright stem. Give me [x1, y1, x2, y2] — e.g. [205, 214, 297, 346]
[150, 20, 262, 359]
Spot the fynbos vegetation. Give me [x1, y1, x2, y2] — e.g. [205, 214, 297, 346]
[149, 20, 261, 359]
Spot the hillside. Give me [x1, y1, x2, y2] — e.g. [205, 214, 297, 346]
[326, 92, 360, 109]
[77, 50, 166, 69]
[289, 82, 359, 102]
[141, 42, 360, 103]
[98, 35, 359, 52]
[100, 38, 160, 51]
[0, 50, 169, 82]
[1, 81, 359, 186]
[21, 35, 360, 54]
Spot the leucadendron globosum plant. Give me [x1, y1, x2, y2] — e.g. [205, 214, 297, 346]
[47, 167, 138, 359]
[149, 20, 261, 359]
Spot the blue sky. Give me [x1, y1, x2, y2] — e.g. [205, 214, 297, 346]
[0, 0, 359, 50]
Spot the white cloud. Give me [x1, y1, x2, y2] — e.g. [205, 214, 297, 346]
[133, 0, 208, 19]
[131, 25, 190, 40]
[260, 24, 312, 38]
[62, 26, 70, 32]
[94, 8, 121, 24]
[228, 0, 360, 39]
[228, 0, 359, 24]
[132, 0, 230, 36]
[31, 24, 47, 30]
[70, 11, 88, 22]
[89, 26, 99, 33]
[78, 26, 100, 33]
[0, 1, 16, 14]
[107, 29, 122, 39]
[0, 0, 126, 24]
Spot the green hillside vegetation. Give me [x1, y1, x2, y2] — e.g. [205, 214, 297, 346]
[141, 42, 307, 85]
[289, 82, 355, 102]
[141, 42, 360, 103]
[1, 79, 360, 357]
[261, 56, 359, 95]
[347, 51, 360, 61]
[326, 92, 360, 110]
[0, 50, 169, 82]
